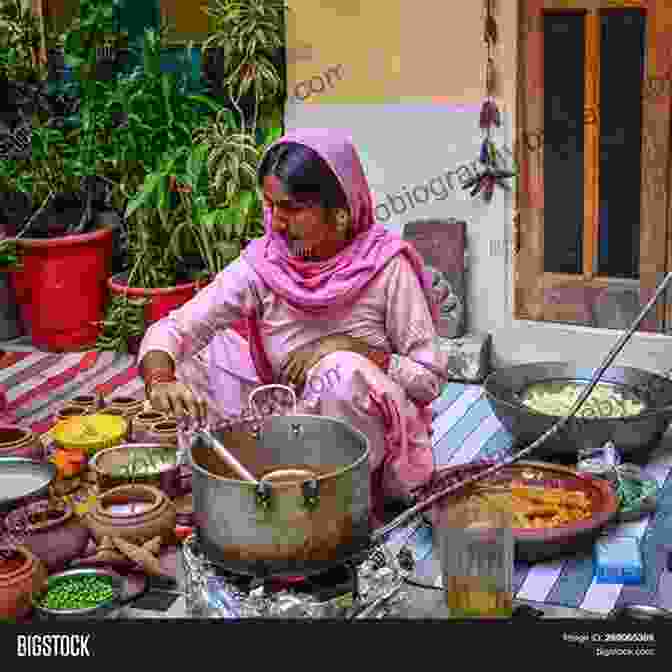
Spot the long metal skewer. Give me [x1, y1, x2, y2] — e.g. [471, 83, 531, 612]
[371, 271, 672, 545]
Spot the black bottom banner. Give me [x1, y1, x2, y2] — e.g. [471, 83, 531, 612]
[1, 619, 668, 666]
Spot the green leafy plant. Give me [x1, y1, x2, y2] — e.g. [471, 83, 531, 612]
[94, 294, 147, 353]
[201, 0, 288, 132]
[0, 237, 20, 269]
[0, 0, 49, 82]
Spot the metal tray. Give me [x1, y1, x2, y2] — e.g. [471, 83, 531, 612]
[0, 457, 56, 513]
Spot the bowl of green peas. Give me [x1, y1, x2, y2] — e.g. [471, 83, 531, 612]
[32, 568, 139, 620]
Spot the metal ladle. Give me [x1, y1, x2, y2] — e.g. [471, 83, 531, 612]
[193, 424, 258, 483]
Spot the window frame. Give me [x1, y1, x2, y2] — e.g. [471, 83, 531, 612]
[514, 0, 672, 332]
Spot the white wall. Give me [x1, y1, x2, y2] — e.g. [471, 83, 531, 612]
[286, 101, 672, 377]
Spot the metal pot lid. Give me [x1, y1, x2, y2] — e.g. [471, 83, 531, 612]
[0, 457, 56, 507]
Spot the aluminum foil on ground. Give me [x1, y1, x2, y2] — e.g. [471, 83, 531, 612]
[181, 535, 409, 619]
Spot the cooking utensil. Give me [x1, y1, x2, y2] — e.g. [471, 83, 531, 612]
[192, 425, 257, 483]
[188, 385, 371, 578]
[0, 457, 56, 514]
[371, 270, 672, 545]
[484, 364, 672, 462]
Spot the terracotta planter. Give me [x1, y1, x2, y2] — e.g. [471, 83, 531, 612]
[0, 546, 47, 621]
[108, 272, 200, 329]
[5, 502, 90, 573]
[0, 426, 44, 461]
[9, 227, 114, 351]
[84, 484, 176, 545]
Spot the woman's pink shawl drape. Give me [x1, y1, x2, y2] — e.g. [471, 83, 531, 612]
[240, 128, 440, 387]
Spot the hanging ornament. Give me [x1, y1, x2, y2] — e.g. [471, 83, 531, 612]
[466, 0, 516, 204]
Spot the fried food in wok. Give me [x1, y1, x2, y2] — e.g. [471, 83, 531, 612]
[520, 381, 645, 419]
[470, 481, 592, 529]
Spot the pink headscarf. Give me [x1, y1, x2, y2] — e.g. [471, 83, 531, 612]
[241, 128, 438, 383]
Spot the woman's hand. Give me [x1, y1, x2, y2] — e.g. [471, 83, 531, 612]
[149, 381, 208, 425]
[281, 334, 372, 391]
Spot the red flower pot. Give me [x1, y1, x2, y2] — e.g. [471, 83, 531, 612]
[9, 227, 114, 351]
[107, 273, 202, 348]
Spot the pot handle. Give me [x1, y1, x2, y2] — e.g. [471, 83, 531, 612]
[249, 384, 297, 417]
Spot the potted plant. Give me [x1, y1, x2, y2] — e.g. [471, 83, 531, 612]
[0, 0, 132, 351]
[96, 1, 287, 353]
[200, 0, 288, 134]
[101, 122, 271, 353]
[0, 236, 22, 340]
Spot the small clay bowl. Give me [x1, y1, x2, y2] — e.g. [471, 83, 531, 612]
[132, 411, 168, 442]
[70, 394, 102, 413]
[84, 483, 176, 545]
[104, 397, 144, 418]
[90, 444, 180, 496]
[55, 405, 90, 422]
[0, 426, 44, 461]
[148, 420, 178, 446]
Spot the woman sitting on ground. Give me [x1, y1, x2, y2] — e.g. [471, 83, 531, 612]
[138, 128, 452, 523]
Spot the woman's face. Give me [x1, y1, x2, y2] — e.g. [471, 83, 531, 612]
[262, 174, 347, 260]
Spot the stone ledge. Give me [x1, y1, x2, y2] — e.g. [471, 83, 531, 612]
[436, 331, 492, 385]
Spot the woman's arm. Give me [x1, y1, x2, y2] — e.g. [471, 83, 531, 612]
[137, 257, 261, 384]
[382, 256, 453, 405]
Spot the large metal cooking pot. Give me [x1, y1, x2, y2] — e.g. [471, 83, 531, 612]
[484, 363, 672, 462]
[188, 389, 371, 578]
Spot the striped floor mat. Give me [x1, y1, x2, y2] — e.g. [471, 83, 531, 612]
[2, 347, 671, 614]
[0, 344, 141, 435]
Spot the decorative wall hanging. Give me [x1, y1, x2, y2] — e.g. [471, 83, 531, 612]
[462, 0, 517, 203]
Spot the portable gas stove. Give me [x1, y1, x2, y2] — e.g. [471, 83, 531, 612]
[181, 534, 411, 619]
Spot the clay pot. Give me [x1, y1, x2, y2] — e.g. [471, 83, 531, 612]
[131, 410, 168, 442]
[84, 484, 176, 545]
[100, 407, 126, 418]
[0, 546, 47, 621]
[104, 396, 144, 418]
[55, 405, 90, 422]
[147, 420, 178, 446]
[5, 501, 90, 573]
[70, 393, 103, 413]
[0, 426, 44, 461]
